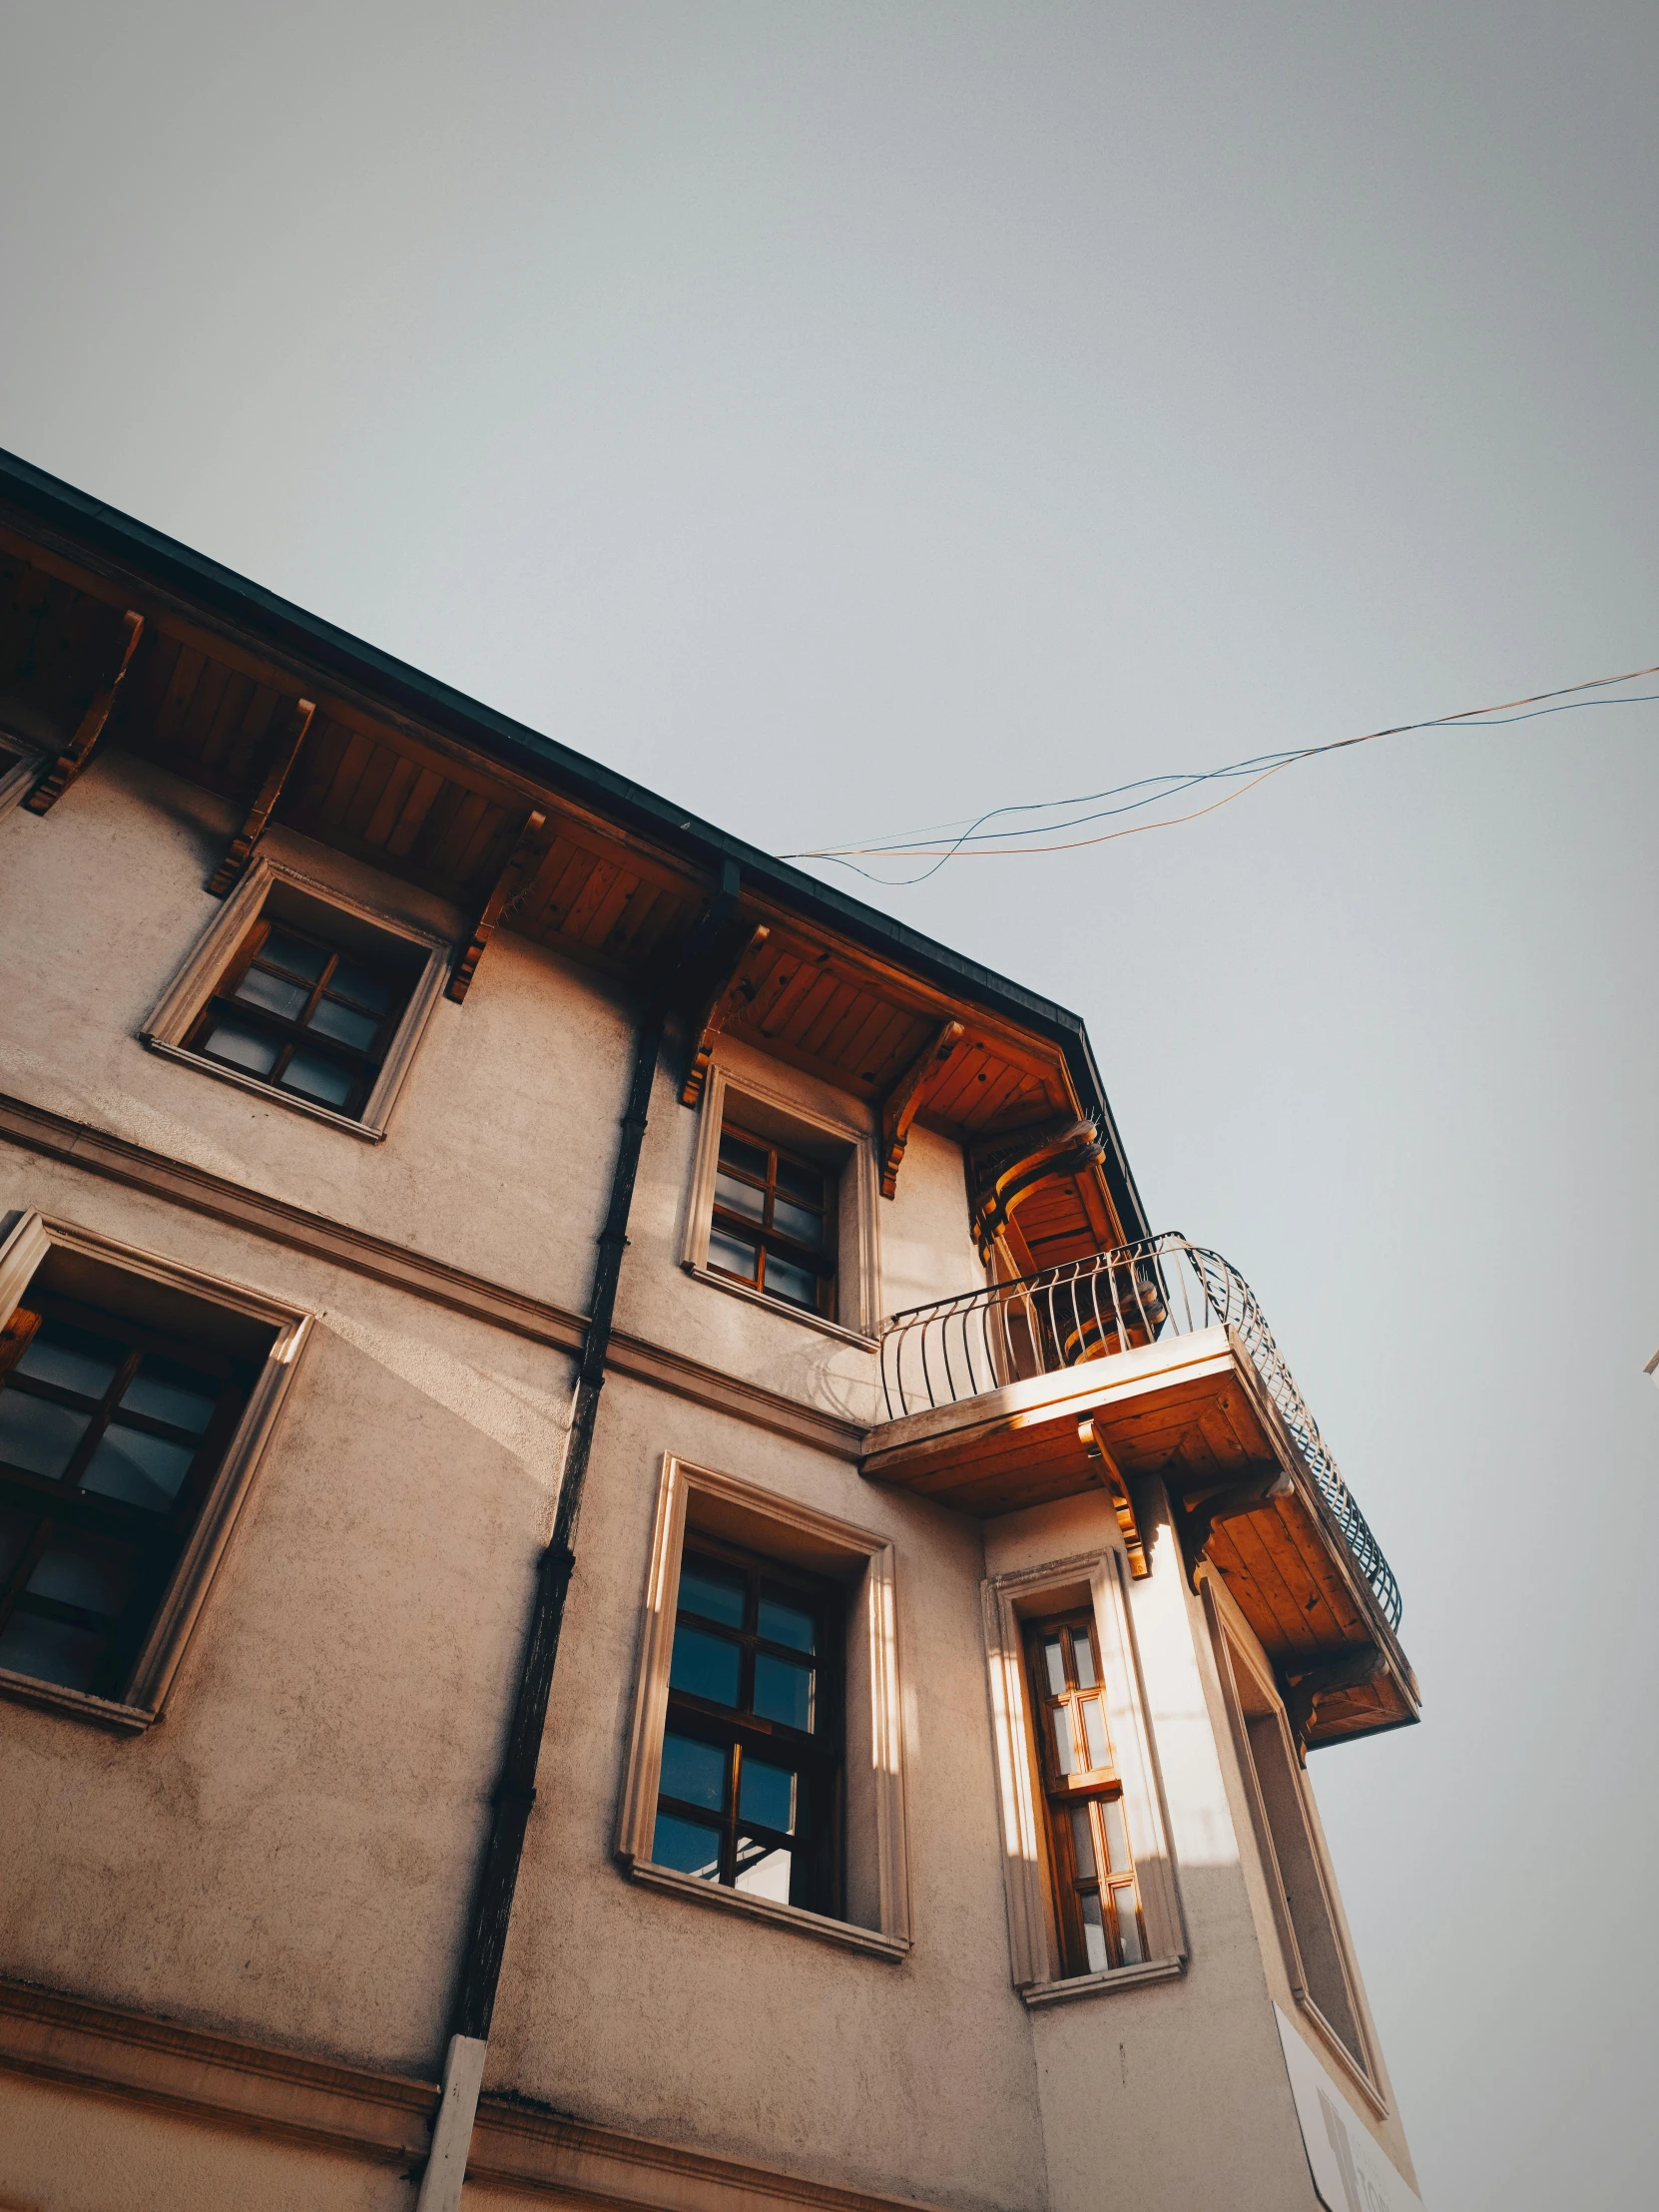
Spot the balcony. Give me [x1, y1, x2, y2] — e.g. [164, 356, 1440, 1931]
[863, 1235, 1417, 1749]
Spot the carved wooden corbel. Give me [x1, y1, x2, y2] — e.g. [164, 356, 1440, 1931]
[447, 809, 548, 1004]
[968, 1113, 1106, 1259]
[1173, 1462, 1294, 1589]
[878, 1020, 963, 1198]
[679, 921, 771, 1106]
[207, 697, 315, 896]
[23, 609, 145, 815]
[1078, 1418, 1150, 1577]
[1281, 1648, 1387, 1760]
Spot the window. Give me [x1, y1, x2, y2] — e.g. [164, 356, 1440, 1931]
[142, 854, 449, 1140]
[981, 1552, 1184, 1997]
[1025, 1611, 1147, 1974]
[617, 1455, 910, 1958]
[707, 1123, 835, 1318]
[652, 1540, 840, 1914]
[0, 1211, 310, 1727]
[182, 916, 413, 1119]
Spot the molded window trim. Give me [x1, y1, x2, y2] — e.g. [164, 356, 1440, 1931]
[141, 855, 449, 1142]
[0, 735, 45, 822]
[682, 1059, 882, 1345]
[0, 1209, 312, 1732]
[1202, 1575, 1386, 2113]
[981, 1548, 1185, 1998]
[617, 1453, 911, 1959]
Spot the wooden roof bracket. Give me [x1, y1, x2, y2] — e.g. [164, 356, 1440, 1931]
[879, 1020, 963, 1199]
[207, 696, 316, 896]
[968, 1114, 1106, 1260]
[23, 609, 144, 815]
[679, 921, 772, 1107]
[1078, 1418, 1150, 1577]
[1280, 1648, 1387, 1764]
[447, 808, 548, 1003]
[1172, 1462, 1295, 1591]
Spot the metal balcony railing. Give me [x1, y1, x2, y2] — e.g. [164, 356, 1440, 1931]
[877, 1233, 1401, 1630]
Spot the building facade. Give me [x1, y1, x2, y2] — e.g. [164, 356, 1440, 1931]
[0, 449, 1423, 2212]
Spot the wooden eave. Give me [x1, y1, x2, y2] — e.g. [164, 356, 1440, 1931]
[860, 1328, 1418, 1750]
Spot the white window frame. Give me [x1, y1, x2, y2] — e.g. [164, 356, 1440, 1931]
[616, 1452, 911, 1959]
[981, 1548, 1186, 2002]
[0, 1209, 312, 1733]
[1202, 1577, 1385, 2110]
[681, 1057, 882, 1345]
[140, 854, 450, 1142]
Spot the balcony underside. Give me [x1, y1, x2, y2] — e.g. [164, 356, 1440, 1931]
[861, 1326, 1418, 1750]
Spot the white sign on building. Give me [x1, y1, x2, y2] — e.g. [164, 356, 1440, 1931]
[1275, 2008, 1424, 2212]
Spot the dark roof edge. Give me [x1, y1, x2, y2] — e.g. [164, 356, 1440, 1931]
[0, 443, 1150, 1240]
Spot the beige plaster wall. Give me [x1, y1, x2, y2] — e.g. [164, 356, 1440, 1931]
[0, 1148, 568, 2074]
[0, 2074, 406, 2212]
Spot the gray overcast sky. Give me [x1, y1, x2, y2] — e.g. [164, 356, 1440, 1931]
[4, 6, 1656, 2204]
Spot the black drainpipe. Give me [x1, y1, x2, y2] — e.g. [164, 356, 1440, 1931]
[413, 863, 741, 2210]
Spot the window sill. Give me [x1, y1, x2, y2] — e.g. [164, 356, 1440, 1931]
[625, 1857, 909, 1960]
[1020, 1953, 1186, 2007]
[0, 1665, 156, 1734]
[684, 1265, 879, 1353]
[142, 1037, 387, 1143]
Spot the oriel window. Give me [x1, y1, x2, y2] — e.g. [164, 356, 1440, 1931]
[651, 1540, 841, 1916]
[1026, 1610, 1147, 1975]
[0, 1294, 253, 1701]
[183, 916, 413, 1120]
[707, 1123, 835, 1317]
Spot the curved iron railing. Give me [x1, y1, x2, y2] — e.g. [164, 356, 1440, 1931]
[878, 1233, 1401, 1630]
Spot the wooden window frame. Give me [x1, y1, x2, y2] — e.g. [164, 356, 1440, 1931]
[654, 1535, 843, 1916]
[682, 1056, 882, 1346]
[706, 1124, 837, 1320]
[618, 1454, 910, 1959]
[1202, 1577, 1384, 2107]
[142, 855, 450, 1142]
[981, 1549, 1185, 2000]
[0, 732, 45, 823]
[0, 1210, 311, 1732]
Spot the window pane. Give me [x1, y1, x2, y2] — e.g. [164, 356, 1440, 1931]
[119, 1361, 219, 1434]
[659, 1731, 727, 1812]
[0, 1610, 105, 1692]
[753, 1652, 815, 1732]
[1042, 1636, 1066, 1695]
[1113, 1887, 1144, 1966]
[650, 1812, 722, 1881]
[739, 1756, 797, 1834]
[771, 1198, 823, 1248]
[203, 1015, 281, 1077]
[1101, 1795, 1130, 1873]
[234, 966, 309, 1020]
[1069, 1803, 1096, 1878]
[708, 1226, 760, 1284]
[280, 1047, 356, 1108]
[306, 997, 380, 1051]
[79, 1422, 197, 1512]
[775, 1156, 824, 1205]
[328, 957, 392, 1013]
[719, 1133, 769, 1180]
[14, 1321, 122, 1400]
[668, 1624, 741, 1708]
[734, 1838, 793, 1902]
[677, 1560, 745, 1627]
[757, 1595, 815, 1653]
[1081, 1698, 1110, 1772]
[0, 1390, 91, 1478]
[0, 1503, 33, 1580]
[261, 929, 328, 981]
[763, 1252, 818, 1310]
[1079, 1890, 1109, 1974]
[714, 1172, 765, 1224]
[1070, 1630, 1098, 1689]
[25, 1533, 134, 1618]
[1050, 1706, 1079, 1776]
